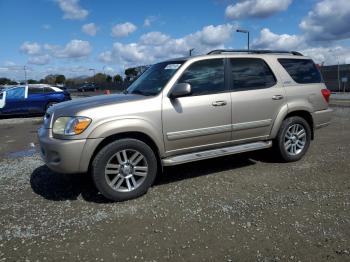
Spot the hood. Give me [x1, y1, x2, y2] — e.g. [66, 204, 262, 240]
[50, 94, 146, 116]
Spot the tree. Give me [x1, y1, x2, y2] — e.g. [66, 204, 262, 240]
[124, 67, 138, 81]
[113, 74, 122, 83]
[44, 75, 57, 85]
[106, 75, 112, 82]
[55, 75, 66, 84]
[27, 79, 39, 84]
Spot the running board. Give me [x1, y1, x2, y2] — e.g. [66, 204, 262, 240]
[162, 141, 272, 166]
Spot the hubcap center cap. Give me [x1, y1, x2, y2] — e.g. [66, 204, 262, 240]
[121, 164, 133, 175]
[291, 136, 297, 143]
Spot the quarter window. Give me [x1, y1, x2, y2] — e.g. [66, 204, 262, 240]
[278, 58, 322, 84]
[230, 58, 276, 90]
[177, 59, 225, 96]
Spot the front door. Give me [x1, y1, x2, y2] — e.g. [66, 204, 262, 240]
[162, 58, 232, 155]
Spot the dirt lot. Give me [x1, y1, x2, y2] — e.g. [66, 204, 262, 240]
[0, 104, 349, 261]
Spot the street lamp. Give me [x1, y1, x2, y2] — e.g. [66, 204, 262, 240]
[89, 68, 95, 84]
[189, 48, 195, 56]
[23, 65, 27, 85]
[236, 29, 250, 50]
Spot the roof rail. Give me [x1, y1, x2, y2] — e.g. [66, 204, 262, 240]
[207, 49, 303, 56]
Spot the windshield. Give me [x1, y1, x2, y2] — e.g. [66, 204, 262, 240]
[127, 61, 184, 96]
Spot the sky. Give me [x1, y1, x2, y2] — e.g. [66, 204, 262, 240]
[0, 0, 350, 81]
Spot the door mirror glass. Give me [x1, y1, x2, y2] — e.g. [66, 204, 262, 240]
[168, 83, 192, 98]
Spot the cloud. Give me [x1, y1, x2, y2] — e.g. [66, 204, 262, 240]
[143, 18, 151, 27]
[20, 42, 42, 55]
[28, 55, 50, 65]
[99, 23, 236, 66]
[140, 32, 170, 46]
[300, 0, 350, 41]
[252, 28, 305, 50]
[82, 23, 98, 36]
[251, 28, 350, 65]
[51, 40, 92, 58]
[225, 0, 292, 19]
[111, 22, 137, 37]
[56, 0, 88, 20]
[42, 24, 51, 30]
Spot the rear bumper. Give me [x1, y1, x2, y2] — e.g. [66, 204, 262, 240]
[312, 108, 333, 129]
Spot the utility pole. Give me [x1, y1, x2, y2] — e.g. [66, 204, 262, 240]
[337, 57, 341, 93]
[24, 65, 27, 85]
[89, 68, 95, 84]
[236, 29, 250, 50]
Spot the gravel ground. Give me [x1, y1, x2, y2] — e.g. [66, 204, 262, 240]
[0, 105, 349, 261]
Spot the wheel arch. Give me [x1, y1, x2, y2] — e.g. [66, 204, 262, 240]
[271, 109, 314, 140]
[87, 131, 163, 174]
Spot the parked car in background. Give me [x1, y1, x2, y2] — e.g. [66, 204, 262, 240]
[77, 83, 97, 92]
[0, 85, 71, 116]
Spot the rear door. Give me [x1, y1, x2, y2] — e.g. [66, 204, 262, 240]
[229, 58, 286, 142]
[25, 87, 46, 113]
[162, 58, 232, 154]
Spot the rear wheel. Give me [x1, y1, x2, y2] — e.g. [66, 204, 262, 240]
[91, 139, 157, 201]
[275, 116, 311, 162]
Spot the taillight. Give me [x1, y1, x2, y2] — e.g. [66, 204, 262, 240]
[321, 89, 331, 103]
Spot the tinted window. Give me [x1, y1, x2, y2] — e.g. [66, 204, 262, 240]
[178, 59, 225, 96]
[230, 58, 276, 90]
[44, 87, 54, 93]
[28, 87, 43, 95]
[278, 59, 322, 84]
[6, 87, 25, 99]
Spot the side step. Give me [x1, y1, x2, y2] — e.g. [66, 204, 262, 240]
[162, 141, 272, 166]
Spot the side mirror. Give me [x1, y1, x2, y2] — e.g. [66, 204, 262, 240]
[168, 83, 191, 99]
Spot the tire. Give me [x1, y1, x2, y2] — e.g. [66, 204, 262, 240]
[91, 139, 158, 202]
[275, 116, 311, 162]
[45, 102, 57, 111]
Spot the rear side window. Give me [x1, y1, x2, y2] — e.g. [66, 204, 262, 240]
[178, 59, 225, 96]
[230, 58, 276, 90]
[278, 59, 322, 84]
[28, 87, 43, 95]
[44, 87, 54, 93]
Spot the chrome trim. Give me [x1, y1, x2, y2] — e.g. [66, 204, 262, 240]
[162, 141, 272, 166]
[166, 124, 232, 141]
[232, 119, 272, 131]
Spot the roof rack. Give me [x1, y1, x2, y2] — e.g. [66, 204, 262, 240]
[207, 49, 303, 56]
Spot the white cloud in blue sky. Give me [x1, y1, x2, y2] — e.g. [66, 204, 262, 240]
[1, 0, 350, 80]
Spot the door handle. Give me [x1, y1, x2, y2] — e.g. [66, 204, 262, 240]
[272, 95, 284, 100]
[212, 100, 227, 106]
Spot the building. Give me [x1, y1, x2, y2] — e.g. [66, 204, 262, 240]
[320, 64, 350, 92]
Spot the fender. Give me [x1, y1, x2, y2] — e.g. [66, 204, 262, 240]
[87, 117, 165, 155]
[270, 99, 314, 138]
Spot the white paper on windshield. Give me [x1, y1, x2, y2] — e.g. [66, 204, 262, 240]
[165, 64, 181, 70]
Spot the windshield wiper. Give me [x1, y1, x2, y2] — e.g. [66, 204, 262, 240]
[130, 90, 155, 96]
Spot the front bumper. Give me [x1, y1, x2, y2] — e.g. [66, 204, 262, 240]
[313, 108, 333, 129]
[38, 127, 87, 174]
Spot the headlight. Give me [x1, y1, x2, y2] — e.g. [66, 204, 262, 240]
[53, 116, 91, 135]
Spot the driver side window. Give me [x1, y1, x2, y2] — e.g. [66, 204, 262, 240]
[177, 59, 225, 96]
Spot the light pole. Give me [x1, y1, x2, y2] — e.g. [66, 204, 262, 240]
[236, 29, 250, 50]
[189, 48, 194, 56]
[89, 68, 95, 84]
[23, 65, 27, 85]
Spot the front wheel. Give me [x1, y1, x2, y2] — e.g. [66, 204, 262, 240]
[91, 139, 158, 202]
[275, 116, 311, 162]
